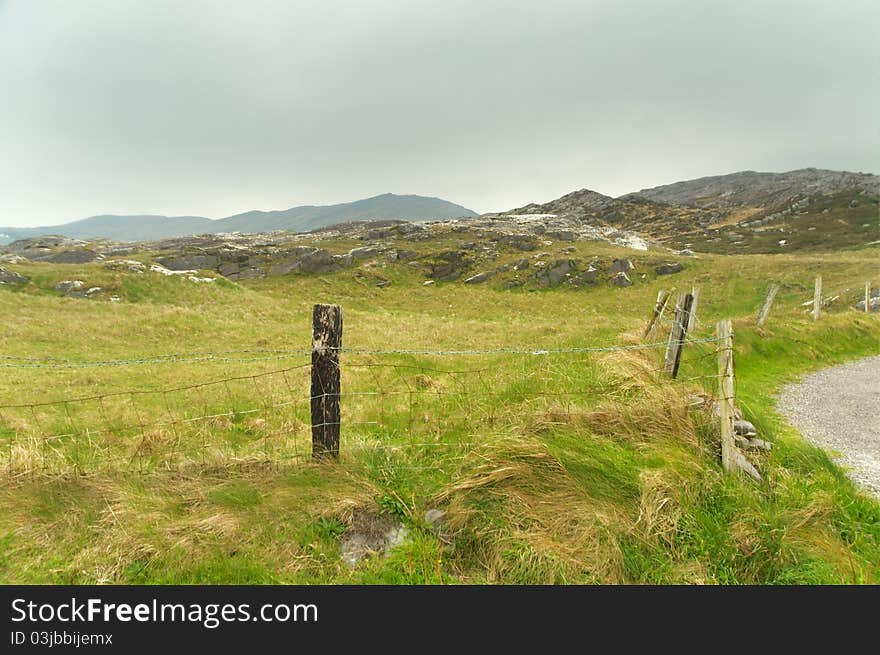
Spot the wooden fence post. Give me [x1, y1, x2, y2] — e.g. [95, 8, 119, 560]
[686, 286, 700, 333]
[311, 304, 343, 460]
[644, 289, 671, 339]
[866, 281, 871, 314]
[664, 292, 683, 373]
[716, 319, 735, 473]
[755, 283, 779, 327]
[812, 275, 822, 321]
[664, 292, 693, 378]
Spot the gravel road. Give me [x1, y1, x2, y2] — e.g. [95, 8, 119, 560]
[777, 355, 880, 498]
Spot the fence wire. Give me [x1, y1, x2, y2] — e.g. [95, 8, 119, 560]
[0, 331, 728, 478]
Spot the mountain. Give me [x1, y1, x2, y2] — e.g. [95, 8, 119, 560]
[0, 193, 477, 244]
[217, 193, 475, 233]
[0, 215, 217, 244]
[623, 168, 879, 208]
[492, 168, 879, 254]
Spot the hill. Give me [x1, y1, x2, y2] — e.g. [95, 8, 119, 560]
[0, 193, 477, 244]
[490, 168, 879, 254]
[624, 168, 879, 208]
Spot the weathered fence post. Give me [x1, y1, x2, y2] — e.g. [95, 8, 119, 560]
[716, 319, 735, 473]
[755, 283, 779, 327]
[664, 292, 693, 378]
[644, 289, 671, 339]
[866, 280, 871, 314]
[311, 304, 343, 460]
[686, 286, 700, 333]
[663, 292, 682, 373]
[812, 275, 822, 321]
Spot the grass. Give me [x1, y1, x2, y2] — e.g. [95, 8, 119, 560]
[0, 235, 877, 584]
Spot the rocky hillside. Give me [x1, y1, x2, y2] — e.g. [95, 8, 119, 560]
[625, 168, 879, 208]
[489, 168, 879, 254]
[0, 216, 691, 298]
[0, 193, 477, 244]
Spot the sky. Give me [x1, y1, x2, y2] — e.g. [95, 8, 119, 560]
[1, 0, 878, 227]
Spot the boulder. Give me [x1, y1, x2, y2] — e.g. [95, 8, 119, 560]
[44, 249, 101, 264]
[150, 263, 195, 276]
[218, 262, 241, 277]
[855, 297, 880, 312]
[512, 258, 530, 271]
[104, 259, 146, 273]
[546, 259, 576, 285]
[268, 248, 341, 276]
[428, 250, 470, 281]
[65, 284, 102, 299]
[297, 249, 341, 274]
[610, 271, 632, 287]
[734, 419, 758, 437]
[346, 246, 381, 261]
[496, 234, 538, 251]
[0, 267, 29, 285]
[569, 267, 598, 286]
[464, 271, 493, 284]
[655, 262, 684, 275]
[609, 258, 633, 274]
[53, 280, 84, 293]
[533, 259, 578, 287]
[155, 254, 219, 271]
[233, 267, 263, 280]
[340, 511, 409, 569]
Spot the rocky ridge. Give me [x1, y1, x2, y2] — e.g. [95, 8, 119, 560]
[0, 216, 690, 299]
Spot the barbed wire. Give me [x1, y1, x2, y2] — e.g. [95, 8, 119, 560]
[0, 336, 724, 369]
[0, 338, 725, 478]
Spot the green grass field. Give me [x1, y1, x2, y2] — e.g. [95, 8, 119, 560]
[0, 239, 878, 584]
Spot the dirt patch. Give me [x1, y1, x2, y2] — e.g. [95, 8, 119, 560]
[340, 510, 408, 567]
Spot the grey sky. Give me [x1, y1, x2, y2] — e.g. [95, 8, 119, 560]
[1, 0, 877, 226]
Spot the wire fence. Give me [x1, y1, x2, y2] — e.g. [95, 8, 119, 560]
[0, 327, 726, 478]
[3, 274, 870, 479]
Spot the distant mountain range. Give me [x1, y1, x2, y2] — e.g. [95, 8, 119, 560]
[3, 169, 877, 252]
[492, 168, 879, 253]
[0, 193, 477, 244]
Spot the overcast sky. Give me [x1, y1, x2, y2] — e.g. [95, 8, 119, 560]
[1, 0, 877, 226]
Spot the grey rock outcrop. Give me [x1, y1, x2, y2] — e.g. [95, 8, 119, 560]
[569, 267, 598, 286]
[533, 259, 578, 287]
[44, 249, 102, 264]
[609, 258, 633, 274]
[0, 266, 29, 285]
[610, 271, 632, 287]
[655, 262, 684, 275]
[53, 280, 84, 293]
[464, 271, 493, 284]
